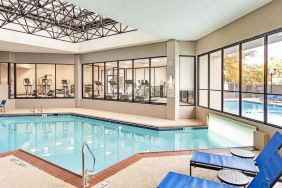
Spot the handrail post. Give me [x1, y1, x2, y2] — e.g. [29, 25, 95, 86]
[82, 141, 95, 188]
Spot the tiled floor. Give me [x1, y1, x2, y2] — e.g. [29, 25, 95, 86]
[1, 108, 205, 129]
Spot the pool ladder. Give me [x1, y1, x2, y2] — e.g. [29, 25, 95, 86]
[82, 141, 96, 188]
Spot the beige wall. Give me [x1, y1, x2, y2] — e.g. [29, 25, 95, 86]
[79, 99, 167, 118]
[196, 0, 282, 55]
[82, 42, 167, 63]
[15, 53, 75, 64]
[15, 99, 75, 109]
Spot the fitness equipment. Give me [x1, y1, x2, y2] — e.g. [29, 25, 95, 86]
[61, 79, 71, 97]
[38, 74, 53, 96]
[120, 80, 133, 101]
[23, 78, 34, 96]
[94, 81, 103, 98]
[135, 80, 149, 102]
[106, 80, 117, 99]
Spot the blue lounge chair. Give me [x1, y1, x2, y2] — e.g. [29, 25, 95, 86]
[190, 132, 282, 176]
[158, 148, 282, 188]
[0, 100, 7, 112]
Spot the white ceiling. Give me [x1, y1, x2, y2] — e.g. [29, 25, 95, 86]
[68, 0, 272, 40]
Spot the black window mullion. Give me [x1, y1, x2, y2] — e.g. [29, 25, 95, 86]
[149, 58, 152, 103]
[104, 62, 106, 100]
[117, 61, 120, 101]
[264, 36, 268, 124]
[55, 64, 57, 98]
[92, 64, 94, 99]
[14, 64, 17, 99]
[208, 54, 210, 108]
[239, 43, 242, 116]
[35, 64, 37, 98]
[132, 60, 134, 102]
[221, 49, 224, 112]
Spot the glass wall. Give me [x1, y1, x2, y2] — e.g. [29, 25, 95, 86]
[105, 62, 118, 100]
[223, 45, 240, 115]
[134, 59, 150, 103]
[209, 51, 222, 111]
[14, 64, 74, 98]
[37, 64, 55, 98]
[82, 64, 93, 98]
[82, 57, 192, 105]
[179, 56, 195, 105]
[241, 38, 264, 121]
[16, 64, 36, 98]
[151, 57, 167, 104]
[119, 60, 133, 102]
[197, 28, 282, 128]
[198, 55, 208, 107]
[9, 63, 15, 98]
[56, 64, 75, 98]
[267, 32, 282, 126]
[93, 63, 105, 99]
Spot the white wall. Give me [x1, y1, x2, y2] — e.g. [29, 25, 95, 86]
[15, 99, 75, 109]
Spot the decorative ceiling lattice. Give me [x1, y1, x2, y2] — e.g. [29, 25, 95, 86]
[0, 0, 136, 43]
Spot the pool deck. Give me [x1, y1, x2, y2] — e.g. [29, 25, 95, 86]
[0, 108, 206, 129]
[0, 147, 259, 188]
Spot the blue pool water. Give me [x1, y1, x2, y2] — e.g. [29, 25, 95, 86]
[0, 115, 242, 174]
[224, 101, 282, 126]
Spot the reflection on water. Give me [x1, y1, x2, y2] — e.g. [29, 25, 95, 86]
[0, 115, 241, 174]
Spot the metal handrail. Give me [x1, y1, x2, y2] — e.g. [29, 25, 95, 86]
[82, 141, 96, 188]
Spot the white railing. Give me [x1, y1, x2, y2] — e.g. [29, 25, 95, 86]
[82, 141, 96, 188]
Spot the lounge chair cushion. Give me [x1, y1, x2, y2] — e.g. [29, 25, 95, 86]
[191, 151, 258, 173]
[158, 172, 235, 188]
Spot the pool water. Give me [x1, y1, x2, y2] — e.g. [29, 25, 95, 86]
[224, 101, 282, 126]
[0, 115, 242, 174]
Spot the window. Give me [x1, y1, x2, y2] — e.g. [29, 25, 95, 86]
[119, 60, 133, 101]
[14, 64, 75, 98]
[209, 51, 222, 111]
[0, 63, 8, 85]
[16, 64, 36, 98]
[9, 63, 15, 98]
[82, 64, 93, 98]
[105, 61, 118, 100]
[179, 56, 195, 105]
[82, 57, 184, 105]
[241, 38, 264, 121]
[93, 63, 104, 99]
[37, 64, 55, 98]
[198, 55, 208, 107]
[267, 32, 282, 127]
[134, 59, 150, 103]
[151, 57, 167, 104]
[223, 45, 240, 115]
[56, 65, 75, 98]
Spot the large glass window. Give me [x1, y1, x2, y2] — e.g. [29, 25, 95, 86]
[267, 32, 282, 127]
[93, 63, 105, 99]
[16, 64, 36, 98]
[151, 57, 167, 104]
[134, 59, 150, 103]
[105, 62, 118, 100]
[82, 64, 93, 98]
[209, 51, 222, 111]
[223, 45, 240, 115]
[198, 55, 208, 107]
[11, 63, 75, 99]
[179, 56, 195, 105]
[119, 60, 133, 102]
[56, 65, 75, 98]
[0, 63, 8, 85]
[37, 64, 55, 98]
[241, 38, 264, 121]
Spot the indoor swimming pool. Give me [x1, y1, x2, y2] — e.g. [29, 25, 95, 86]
[0, 115, 243, 174]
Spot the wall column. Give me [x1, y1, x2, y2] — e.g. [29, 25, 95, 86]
[166, 40, 180, 120]
[74, 54, 82, 108]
